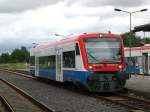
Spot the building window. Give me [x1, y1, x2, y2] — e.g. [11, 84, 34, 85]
[63, 51, 75, 68]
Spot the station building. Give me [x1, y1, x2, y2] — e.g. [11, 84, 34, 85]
[125, 23, 150, 75]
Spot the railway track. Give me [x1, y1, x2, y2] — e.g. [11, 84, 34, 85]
[0, 69, 36, 79]
[1, 69, 150, 112]
[0, 77, 55, 112]
[0, 95, 14, 112]
[92, 93, 150, 112]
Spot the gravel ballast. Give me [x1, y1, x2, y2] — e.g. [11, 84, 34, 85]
[0, 71, 128, 112]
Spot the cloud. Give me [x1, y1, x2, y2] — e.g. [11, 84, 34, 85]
[0, 3, 105, 52]
[0, 0, 149, 53]
[66, 0, 149, 7]
[0, 0, 62, 12]
[1, 0, 148, 13]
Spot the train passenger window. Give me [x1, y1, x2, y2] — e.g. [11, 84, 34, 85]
[75, 43, 80, 55]
[49, 56, 56, 69]
[63, 51, 75, 68]
[39, 56, 56, 69]
[30, 56, 35, 66]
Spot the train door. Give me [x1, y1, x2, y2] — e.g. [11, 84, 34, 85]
[56, 48, 63, 82]
[35, 56, 39, 76]
[142, 53, 148, 74]
[149, 55, 150, 75]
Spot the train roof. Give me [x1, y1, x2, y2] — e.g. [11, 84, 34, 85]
[31, 33, 121, 52]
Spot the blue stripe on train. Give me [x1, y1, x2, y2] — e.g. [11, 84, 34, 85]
[35, 68, 127, 83]
[39, 68, 56, 80]
[63, 70, 94, 84]
[38, 68, 93, 83]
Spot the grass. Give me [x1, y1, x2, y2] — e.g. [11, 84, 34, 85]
[0, 63, 30, 70]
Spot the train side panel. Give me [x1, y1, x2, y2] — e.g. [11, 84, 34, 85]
[30, 42, 87, 83]
[33, 47, 56, 80]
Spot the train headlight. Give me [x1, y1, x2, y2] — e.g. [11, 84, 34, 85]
[89, 66, 92, 69]
[118, 64, 123, 69]
[99, 34, 103, 37]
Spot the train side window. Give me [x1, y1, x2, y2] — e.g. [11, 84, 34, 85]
[63, 51, 75, 68]
[75, 43, 80, 55]
[30, 56, 35, 66]
[49, 56, 56, 69]
[39, 56, 56, 69]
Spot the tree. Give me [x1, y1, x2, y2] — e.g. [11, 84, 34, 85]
[143, 37, 150, 44]
[122, 32, 143, 47]
[21, 46, 30, 62]
[10, 46, 30, 63]
[11, 49, 23, 62]
[0, 53, 10, 63]
[0, 46, 30, 64]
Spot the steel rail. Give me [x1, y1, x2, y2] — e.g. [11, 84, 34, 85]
[0, 68, 36, 79]
[93, 93, 150, 112]
[0, 78, 55, 112]
[0, 95, 15, 112]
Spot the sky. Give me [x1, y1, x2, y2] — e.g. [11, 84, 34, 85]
[0, 0, 150, 52]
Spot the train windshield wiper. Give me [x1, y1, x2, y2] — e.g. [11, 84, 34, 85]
[87, 52, 100, 62]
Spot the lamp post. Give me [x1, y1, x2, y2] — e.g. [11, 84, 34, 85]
[114, 8, 148, 76]
[114, 8, 147, 61]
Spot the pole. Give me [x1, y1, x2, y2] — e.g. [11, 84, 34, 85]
[143, 32, 146, 78]
[129, 13, 132, 59]
[114, 8, 148, 77]
[129, 13, 132, 78]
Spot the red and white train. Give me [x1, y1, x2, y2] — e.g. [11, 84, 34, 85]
[30, 33, 129, 92]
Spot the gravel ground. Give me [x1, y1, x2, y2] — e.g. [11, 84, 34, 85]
[0, 71, 128, 112]
[125, 75, 150, 92]
[0, 80, 44, 112]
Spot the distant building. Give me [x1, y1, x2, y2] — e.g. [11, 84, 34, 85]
[125, 23, 150, 75]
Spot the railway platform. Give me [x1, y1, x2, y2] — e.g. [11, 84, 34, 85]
[125, 75, 150, 94]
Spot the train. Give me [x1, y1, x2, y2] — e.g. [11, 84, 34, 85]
[125, 45, 150, 75]
[30, 33, 129, 92]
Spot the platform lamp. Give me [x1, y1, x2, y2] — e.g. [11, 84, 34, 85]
[114, 8, 148, 76]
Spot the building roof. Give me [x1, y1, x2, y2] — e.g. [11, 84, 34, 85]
[125, 45, 150, 51]
[133, 23, 150, 32]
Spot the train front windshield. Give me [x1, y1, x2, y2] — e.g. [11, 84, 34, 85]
[84, 38, 122, 64]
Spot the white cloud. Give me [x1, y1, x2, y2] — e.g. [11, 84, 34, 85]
[0, 0, 62, 12]
[0, 0, 149, 52]
[66, 0, 149, 7]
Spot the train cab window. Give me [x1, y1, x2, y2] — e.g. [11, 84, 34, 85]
[84, 38, 122, 64]
[75, 43, 80, 55]
[30, 56, 35, 66]
[63, 51, 75, 68]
